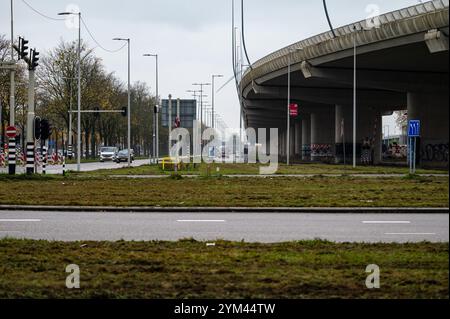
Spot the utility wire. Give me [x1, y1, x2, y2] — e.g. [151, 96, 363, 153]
[21, 0, 65, 21]
[323, 0, 337, 38]
[241, 0, 252, 70]
[80, 17, 127, 53]
[20, 0, 126, 54]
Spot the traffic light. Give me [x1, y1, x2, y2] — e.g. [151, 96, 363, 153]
[30, 49, 39, 71]
[40, 119, 52, 141]
[34, 117, 41, 140]
[122, 107, 128, 117]
[18, 37, 29, 60]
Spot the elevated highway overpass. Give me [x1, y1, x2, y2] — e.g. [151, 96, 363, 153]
[240, 0, 449, 168]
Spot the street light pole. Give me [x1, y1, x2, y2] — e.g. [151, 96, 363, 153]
[286, 48, 303, 166]
[62, 77, 76, 159]
[187, 90, 200, 121]
[211, 75, 223, 130]
[143, 53, 159, 164]
[114, 38, 131, 167]
[58, 11, 82, 171]
[193, 83, 211, 131]
[353, 28, 357, 168]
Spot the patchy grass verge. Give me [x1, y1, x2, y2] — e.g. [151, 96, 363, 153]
[0, 175, 448, 207]
[0, 239, 447, 299]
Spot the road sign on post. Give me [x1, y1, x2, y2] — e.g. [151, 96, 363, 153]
[6, 126, 17, 138]
[289, 103, 299, 117]
[408, 120, 421, 138]
[408, 120, 421, 174]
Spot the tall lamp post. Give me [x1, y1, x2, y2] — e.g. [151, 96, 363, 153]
[193, 83, 211, 130]
[211, 74, 223, 130]
[113, 37, 131, 167]
[186, 90, 199, 120]
[62, 76, 76, 159]
[286, 48, 303, 166]
[58, 11, 82, 171]
[143, 53, 159, 164]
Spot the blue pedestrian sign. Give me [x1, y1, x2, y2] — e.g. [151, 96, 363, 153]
[408, 120, 421, 137]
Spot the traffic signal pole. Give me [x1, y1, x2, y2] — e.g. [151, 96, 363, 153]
[25, 69, 36, 175]
[9, 0, 16, 175]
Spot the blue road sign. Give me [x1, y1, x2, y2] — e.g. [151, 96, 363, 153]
[408, 120, 421, 137]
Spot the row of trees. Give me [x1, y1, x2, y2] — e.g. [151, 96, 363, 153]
[1, 35, 165, 158]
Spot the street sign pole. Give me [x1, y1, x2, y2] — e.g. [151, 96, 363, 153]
[25, 69, 36, 175]
[408, 120, 421, 175]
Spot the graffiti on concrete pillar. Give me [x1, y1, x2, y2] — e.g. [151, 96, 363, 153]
[422, 144, 449, 162]
[302, 144, 311, 157]
[311, 144, 333, 158]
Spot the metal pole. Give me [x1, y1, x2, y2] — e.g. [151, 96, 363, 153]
[77, 12, 82, 172]
[287, 53, 291, 166]
[212, 76, 215, 130]
[0, 100, 2, 149]
[168, 94, 172, 156]
[9, 0, 16, 175]
[155, 55, 159, 163]
[200, 85, 203, 129]
[414, 137, 417, 173]
[353, 30, 357, 168]
[68, 83, 73, 159]
[127, 39, 131, 167]
[26, 70, 36, 175]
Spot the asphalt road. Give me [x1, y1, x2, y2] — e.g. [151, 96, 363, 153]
[0, 211, 448, 243]
[0, 159, 150, 174]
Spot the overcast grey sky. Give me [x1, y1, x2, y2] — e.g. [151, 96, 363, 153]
[1, 0, 420, 132]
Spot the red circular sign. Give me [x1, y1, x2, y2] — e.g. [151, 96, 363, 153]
[6, 126, 17, 138]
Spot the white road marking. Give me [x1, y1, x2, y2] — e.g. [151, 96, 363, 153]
[177, 220, 226, 223]
[385, 233, 437, 235]
[363, 221, 411, 224]
[0, 219, 41, 222]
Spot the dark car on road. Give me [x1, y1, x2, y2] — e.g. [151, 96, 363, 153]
[115, 149, 134, 163]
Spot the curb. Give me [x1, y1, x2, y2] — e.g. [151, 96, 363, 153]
[0, 205, 448, 214]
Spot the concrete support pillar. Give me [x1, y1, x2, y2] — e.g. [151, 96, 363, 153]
[302, 115, 311, 161]
[335, 105, 383, 165]
[408, 92, 449, 168]
[289, 123, 295, 162]
[372, 111, 383, 165]
[335, 105, 353, 164]
[294, 121, 302, 158]
[311, 110, 335, 162]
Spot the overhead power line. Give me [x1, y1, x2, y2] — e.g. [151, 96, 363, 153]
[81, 17, 127, 53]
[21, 0, 65, 21]
[20, 0, 127, 54]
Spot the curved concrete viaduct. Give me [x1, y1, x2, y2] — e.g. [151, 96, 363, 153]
[240, 0, 449, 168]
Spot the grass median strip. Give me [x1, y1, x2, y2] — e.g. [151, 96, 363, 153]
[0, 239, 447, 299]
[69, 163, 448, 177]
[0, 175, 448, 208]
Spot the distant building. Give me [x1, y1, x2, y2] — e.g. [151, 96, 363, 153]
[161, 99, 197, 129]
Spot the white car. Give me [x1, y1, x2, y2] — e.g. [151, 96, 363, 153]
[100, 147, 118, 162]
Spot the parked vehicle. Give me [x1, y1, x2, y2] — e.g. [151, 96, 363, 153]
[100, 147, 118, 162]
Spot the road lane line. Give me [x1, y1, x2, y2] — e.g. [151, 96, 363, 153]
[177, 220, 226, 223]
[363, 221, 411, 224]
[0, 219, 41, 222]
[385, 233, 437, 235]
